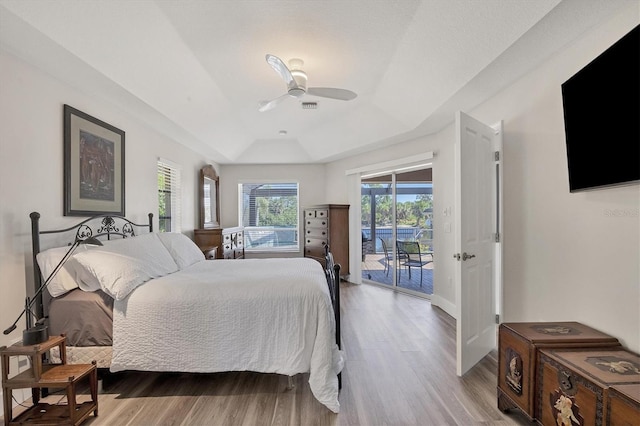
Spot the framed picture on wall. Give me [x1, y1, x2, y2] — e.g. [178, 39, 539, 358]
[63, 104, 125, 216]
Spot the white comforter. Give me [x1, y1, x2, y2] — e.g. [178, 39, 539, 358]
[110, 257, 344, 412]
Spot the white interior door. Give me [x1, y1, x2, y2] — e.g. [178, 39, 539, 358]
[454, 111, 498, 376]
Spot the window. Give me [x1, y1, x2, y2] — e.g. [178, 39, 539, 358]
[157, 159, 182, 232]
[238, 182, 299, 251]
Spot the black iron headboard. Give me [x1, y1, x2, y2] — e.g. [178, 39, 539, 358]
[30, 212, 153, 319]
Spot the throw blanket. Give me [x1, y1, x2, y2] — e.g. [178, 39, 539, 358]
[110, 257, 344, 412]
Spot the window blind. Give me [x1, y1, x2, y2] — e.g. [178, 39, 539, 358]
[157, 159, 182, 232]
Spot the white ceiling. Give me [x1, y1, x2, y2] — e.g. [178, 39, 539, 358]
[0, 0, 630, 164]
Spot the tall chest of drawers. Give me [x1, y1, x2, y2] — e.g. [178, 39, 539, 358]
[304, 204, 349, 276]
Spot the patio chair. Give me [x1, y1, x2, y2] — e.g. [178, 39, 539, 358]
[379, 238, 409, 278]
[379, 237, 393, 275]
[397, 240, 432, 287]
[362, 232, 372, 261]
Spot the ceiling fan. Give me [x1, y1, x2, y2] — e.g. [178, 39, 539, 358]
[258, 54, 357, 112]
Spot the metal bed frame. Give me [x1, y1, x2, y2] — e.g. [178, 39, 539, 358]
[29, 211, 343, 389]
[30, 211, 153, 320]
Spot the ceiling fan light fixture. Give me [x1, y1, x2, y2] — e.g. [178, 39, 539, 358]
[260, 54, 356, 111]
[302, 102, 318, 110]
[288, 58, 304, 70]
[290, 69, 308, 96]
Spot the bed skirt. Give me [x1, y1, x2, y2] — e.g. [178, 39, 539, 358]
[50, 345, 112, 369]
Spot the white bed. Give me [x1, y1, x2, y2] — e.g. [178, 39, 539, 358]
[111, 258, 343, 412]
[31, 213, 344, 413]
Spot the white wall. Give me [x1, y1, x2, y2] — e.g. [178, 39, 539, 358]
[219, 163, 326, 258]
[0, 51, 211, 349]
[326, 5, 639, 352]
[325, 130, 457, 313]
[470, 8, 639, 351]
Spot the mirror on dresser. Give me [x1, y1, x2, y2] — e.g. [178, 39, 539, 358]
[199, 164, 220, 229]
[195, 166, 245, 260]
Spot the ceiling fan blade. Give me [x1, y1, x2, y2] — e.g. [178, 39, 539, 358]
[258, 93, 290, 112]
[265, 54, 297, 91]
[307, 87, 357, 101]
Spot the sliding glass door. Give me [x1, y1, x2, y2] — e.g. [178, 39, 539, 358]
[361, 168, 433, 296]
[361, 174, 395, 284]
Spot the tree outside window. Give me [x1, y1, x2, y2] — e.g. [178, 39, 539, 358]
[239, 183, 299, 251]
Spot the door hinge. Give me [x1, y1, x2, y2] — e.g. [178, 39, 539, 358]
[495, 232, 500, 242]
[495, 314, 500, 324]
[494, 151, 500, 161]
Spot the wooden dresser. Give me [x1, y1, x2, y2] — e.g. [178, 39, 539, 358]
[303, 204, 349, 276]
[194, 226, 244, 259]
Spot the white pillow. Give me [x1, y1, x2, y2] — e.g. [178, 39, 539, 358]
[65, 256, 102, 292]
[157, 232, 205, 269]
[36, 245, 90, 297]
[63, 238, 118, 292]
[72, 233, 178, 300]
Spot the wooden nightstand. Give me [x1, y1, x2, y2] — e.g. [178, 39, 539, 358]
[1, 334, 98, 425]
[202, 246, 218, 260]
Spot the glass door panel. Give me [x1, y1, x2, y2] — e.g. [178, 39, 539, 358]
[395, 170, 433, 295]
[361, 168, 433, 296]
[361, 175, 395, 287]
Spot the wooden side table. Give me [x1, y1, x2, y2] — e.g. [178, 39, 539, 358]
[202, 245, 218, 260]
[1, 335, 98, 425]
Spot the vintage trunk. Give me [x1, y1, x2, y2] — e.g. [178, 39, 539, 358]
[497, 322, 620, 421]
[537, 348, 640, 426]
[606, 383, 640, 426]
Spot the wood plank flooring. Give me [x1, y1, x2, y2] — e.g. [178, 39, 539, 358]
[7, 282, 530, 425]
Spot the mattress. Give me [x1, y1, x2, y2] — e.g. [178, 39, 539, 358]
[49, 288, 113, 346]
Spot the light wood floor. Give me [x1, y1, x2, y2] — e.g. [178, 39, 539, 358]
[8, 282, 530, 425]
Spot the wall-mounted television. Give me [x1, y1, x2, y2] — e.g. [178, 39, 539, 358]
[561, 24, 639, 192]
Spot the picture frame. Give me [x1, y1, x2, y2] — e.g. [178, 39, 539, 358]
[64, 104, 125, 216]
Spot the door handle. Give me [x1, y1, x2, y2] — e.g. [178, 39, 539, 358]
[462, 252, 476, 261]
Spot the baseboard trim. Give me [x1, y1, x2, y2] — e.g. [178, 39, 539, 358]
[431, 295, 456, 319]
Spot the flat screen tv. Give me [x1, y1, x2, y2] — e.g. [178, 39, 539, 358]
[561, 24, 639, 192]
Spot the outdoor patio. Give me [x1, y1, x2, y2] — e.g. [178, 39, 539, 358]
[362, 253, 433, 295]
